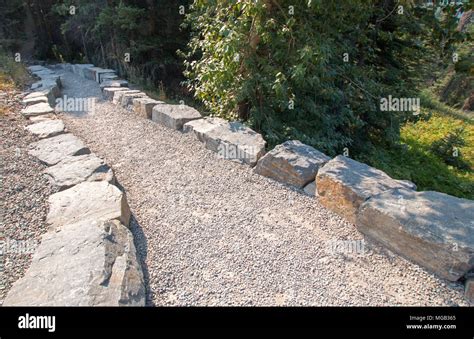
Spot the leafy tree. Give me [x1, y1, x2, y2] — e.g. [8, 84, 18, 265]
[183, 0, 468, 155]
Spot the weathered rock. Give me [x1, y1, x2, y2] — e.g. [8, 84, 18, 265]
[120, 92, 147, 108]
[3, 218, 145, 306]
[32, 73, 61, 87]
[29, 114, 57, 123]
[100, 79, 129, 90]
[132, 97, 164, 119]
[25, 119, 65, 139]
[356, 188, 474, 281]
[201, 121, 266, 166]
[47, 181, 131, 230]
[465, 277, 474, 303]
[32, 75, 61, 92]
[303, 181, 316, 196]
[22, 95, 48, 106]
[31, 81, 45, 90]
[96, 70, 116, 83]
[316, 155, 416, 224]
[24, 91, 48, 99]
[28, 65, 47, 72]
[103, 87, 130, 100]
[23, 88, 57, 106]
[183, 117, 228, 142]
[29, 133, 90, 166]
[46, 84, 60, 99]
[151, 104, 202, 130]
[23, 90, 52, 101]
[100, 74, 118, 83]
[33, 69, 55, 78]
[112, 90, 142, 105]
[82, 66, 98, 80]
[44, 154, 115, 190]
[254, 140, 330, 188]
[83, 67, 116, 83]
[21, 102, 55, 117]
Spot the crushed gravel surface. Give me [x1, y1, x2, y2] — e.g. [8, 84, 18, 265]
[7, 68, 467, 306]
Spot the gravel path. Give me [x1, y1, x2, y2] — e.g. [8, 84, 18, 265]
[0, 89, 58, 305]
[55, 69, 468, 306]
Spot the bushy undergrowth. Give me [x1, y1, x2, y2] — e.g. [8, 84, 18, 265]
[361, 103, 473, 199]
[183, 1, 466, 156]
[0, 52, 29, 91]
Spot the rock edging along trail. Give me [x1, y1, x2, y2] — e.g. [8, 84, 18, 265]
[87, 61, 474, 302]
[3, 65, 145, 306]
[5, 62, 473, 305]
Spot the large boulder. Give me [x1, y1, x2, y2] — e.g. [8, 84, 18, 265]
[82, 67, 116, 83]
[100, 79, 129, 90]
[184, 118, 267, 166]
[28, 65, 48, 72]
[103, 87, 130, 101]
[112, 90, 142, 105]
[316, 155, 416, 224]
[132, 97, 163, 119]
[356, 189, 474, 281]
[183, 117, 228, 142]
[21, 102, 55, 117]
[120, 92, 147, 108]
[23, 90, 56, 106]
[95, 69, 116, 83]
[203, 121, 266, 166]
[32, 69, 55, 79]
[28, 133, 90, 166]
[29, 114, 57, 123]
[3, 218, 145, 306]
[83, 67, 115, 83]
[254, 140, 330, 188]
[44, 154, 115, 190]
[31, 76, 61, 91]
[25, 119, 65, 139]
[45, 84, 60, 99]
[151, 104, 202, 130]
[100, 74, 119, 83]
[22, 95, 49, 106]
[47, 181, 131, 230]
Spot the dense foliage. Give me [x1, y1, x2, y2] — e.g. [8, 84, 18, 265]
[364, 104, 473, 199]
[0, 0, 472, 198]
[2, 0, 191, 96]
[183, 0, 469, 155]
[54, 0, 190, 93]
[0, 0, 26, 51]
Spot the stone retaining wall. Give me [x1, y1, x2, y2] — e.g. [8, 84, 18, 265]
[8, 62, 473, 304]
[4, 65, 146, 306]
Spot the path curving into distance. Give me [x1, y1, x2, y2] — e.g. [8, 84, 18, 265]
[55, 66, 467, 306]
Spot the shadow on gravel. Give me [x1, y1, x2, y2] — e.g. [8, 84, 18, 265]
[113, 177, 153, 305]
[129, 214, 154, 306]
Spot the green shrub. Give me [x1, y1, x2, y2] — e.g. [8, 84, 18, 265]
[183, 1, 467, 155]
[0, 52, 29, 89]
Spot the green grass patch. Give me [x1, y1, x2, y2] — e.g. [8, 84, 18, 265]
[362, 105, 473, 199]
[0, 52, 30, 90]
